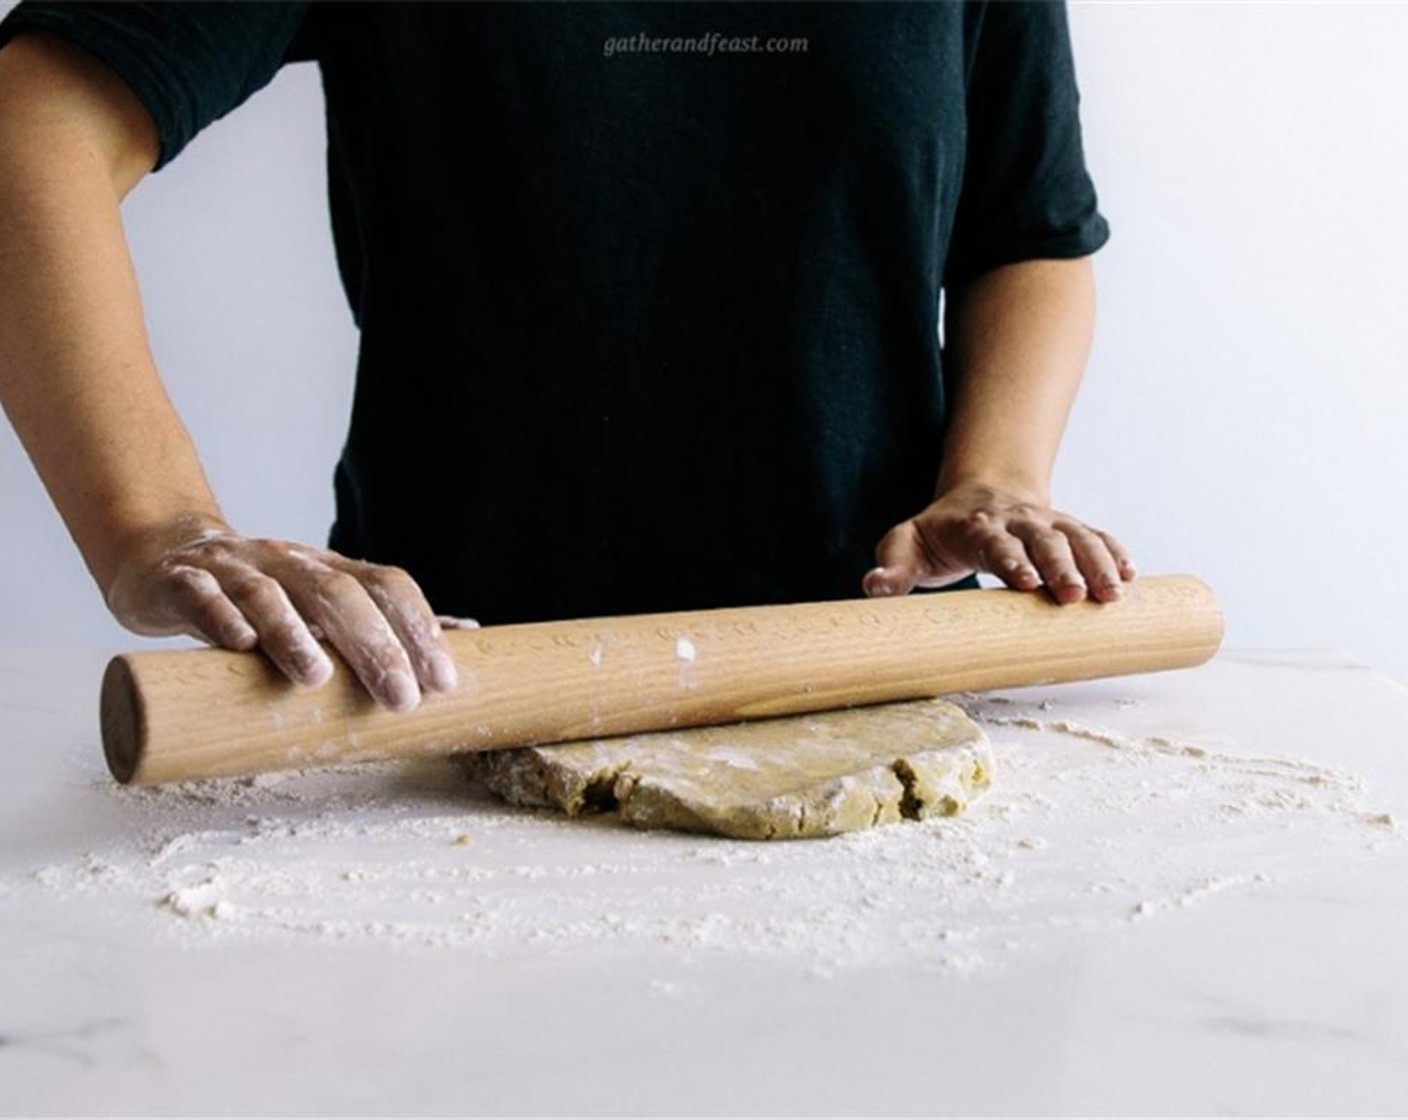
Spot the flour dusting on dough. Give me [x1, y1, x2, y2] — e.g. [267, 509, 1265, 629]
[466, 698, 992, 840]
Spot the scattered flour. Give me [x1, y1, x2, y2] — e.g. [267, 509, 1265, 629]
[1128, 873, 1269, 921]
[973, 712, 1361, 791]
[13, 694, 1400, 977]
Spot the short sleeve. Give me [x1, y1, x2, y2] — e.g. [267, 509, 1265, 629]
[944, 1, 1110, 288]
[0, 1, 309, 171]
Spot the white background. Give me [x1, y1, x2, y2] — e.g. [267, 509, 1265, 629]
[2, 2, 1405, 682]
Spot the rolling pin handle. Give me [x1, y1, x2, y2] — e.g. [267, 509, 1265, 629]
[100, 656, 144, 785]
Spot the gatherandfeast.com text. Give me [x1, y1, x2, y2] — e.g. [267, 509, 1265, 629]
[603, 32, 809, 59]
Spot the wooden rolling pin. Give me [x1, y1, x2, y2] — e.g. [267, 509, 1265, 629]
[100, 574, 1222, 785]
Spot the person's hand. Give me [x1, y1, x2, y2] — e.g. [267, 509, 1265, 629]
[862, 482, 1136, 605]
[104, 513, 460, 710]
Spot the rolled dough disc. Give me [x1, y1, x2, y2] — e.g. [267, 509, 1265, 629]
[464, 698, 992, 841]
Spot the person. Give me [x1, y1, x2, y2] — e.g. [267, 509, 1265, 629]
[0, 1, 1134, 714]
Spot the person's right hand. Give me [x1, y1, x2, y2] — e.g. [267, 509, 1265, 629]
[104, 513, 459, 711]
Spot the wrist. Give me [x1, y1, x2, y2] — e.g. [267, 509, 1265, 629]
[934, 464, 1051, 507]
[89, 505, 229, 592]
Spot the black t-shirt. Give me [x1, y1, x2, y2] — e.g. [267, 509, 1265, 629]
[0, 1, 1109, 624]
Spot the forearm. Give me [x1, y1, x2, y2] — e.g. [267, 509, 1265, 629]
[937, 256, 1096, 503]
[0, 35, 460, 708]
[0, 35, 223, 594]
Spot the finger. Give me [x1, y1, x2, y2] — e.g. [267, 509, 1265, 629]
[160, 565, 259, 650]
[1060, 522, 1124, 603]
[1097, 530, 1138, 582]
[974, 533, 1042, 592]
[863, 522, 931, 597]
[221, 570, 335, 686]
[347, 563, 459, 693]
[436, 615, 481, 631]
[1013, 526, 1087, 605]
[288, 569, 421, 712]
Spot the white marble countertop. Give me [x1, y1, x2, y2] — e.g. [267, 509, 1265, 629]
[1, 647, 1405, 1116]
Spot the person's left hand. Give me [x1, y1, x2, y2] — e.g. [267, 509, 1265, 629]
[861, 481, 1136, 605]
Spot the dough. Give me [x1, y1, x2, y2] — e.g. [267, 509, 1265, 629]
[464, 698, 992, 840]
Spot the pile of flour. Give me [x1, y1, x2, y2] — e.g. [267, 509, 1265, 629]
[12, 690, 1399, 977]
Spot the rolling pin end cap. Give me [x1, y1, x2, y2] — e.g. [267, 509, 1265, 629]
[100, 656, 145, 785]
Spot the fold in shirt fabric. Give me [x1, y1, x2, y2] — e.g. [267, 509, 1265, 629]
[0, 1, 1110, 623]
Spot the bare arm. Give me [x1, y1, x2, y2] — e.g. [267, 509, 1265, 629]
[863, 256, 1135, 604]
[938, 257, 1095, 503]
[0, 32, 456, 707]
[0, 31, 202, 585]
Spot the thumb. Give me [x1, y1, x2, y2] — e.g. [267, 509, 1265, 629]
[862, 522, 931, 598]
